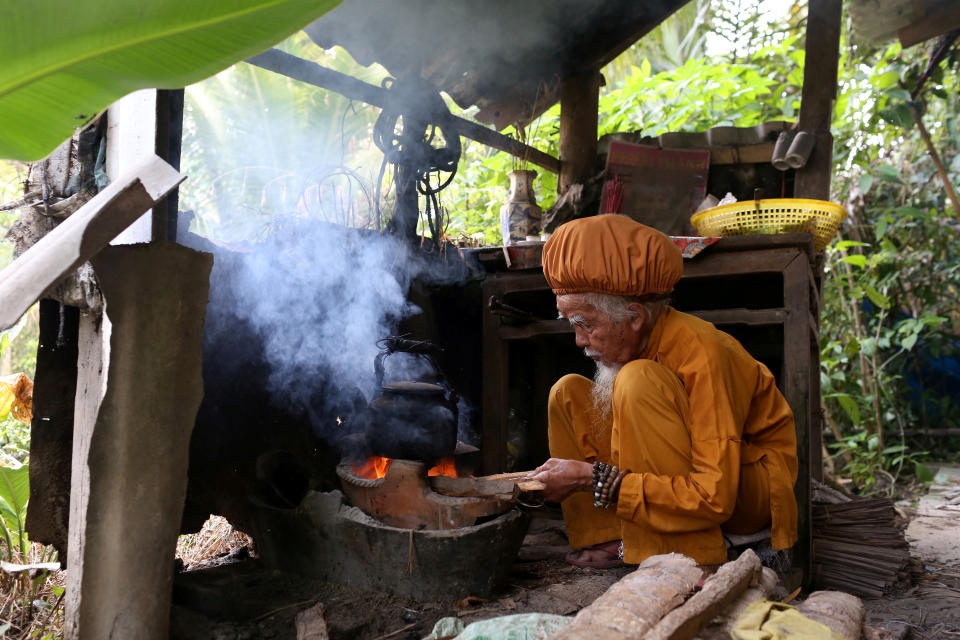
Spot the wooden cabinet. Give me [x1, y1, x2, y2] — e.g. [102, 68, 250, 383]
[476, 233, 821, 581]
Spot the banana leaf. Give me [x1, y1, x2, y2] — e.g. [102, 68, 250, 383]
[0, 0, 341, 161]
[0, 465, 29, 537]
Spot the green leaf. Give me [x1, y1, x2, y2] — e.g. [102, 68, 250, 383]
[914, 461, 934, 483]
[879, 104, 915, 129]
[0, 465, 29, 535]
[901, 333, 918, 350]
[0, 0, 342, 161]
[873, 70, 900, 89]
[835, 240, 868, 250]
[841, 255, 867, 269]
[831, 393, 861, 425]
[863, 284, 891, 309]
[884, 88, 912, 101]
[875, 216, 888, 241]
[876, 164, 905, 184]
[858, 174, 874, 193]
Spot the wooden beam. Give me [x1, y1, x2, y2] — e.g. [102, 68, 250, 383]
[246, 49, 561, 175]
[558, 71, 601, 194]
[899, 4, 960, 47]
[0, 155, 184, 332]
[794, 0, 843, 200]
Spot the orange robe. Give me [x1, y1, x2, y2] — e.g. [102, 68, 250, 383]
[549, 307, 798, 565]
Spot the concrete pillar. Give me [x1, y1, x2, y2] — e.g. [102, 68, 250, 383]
[64, 243, 212, 640]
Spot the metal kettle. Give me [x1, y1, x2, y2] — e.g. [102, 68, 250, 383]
[366, 337, 458, 461]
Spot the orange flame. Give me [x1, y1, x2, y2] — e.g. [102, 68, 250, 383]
[427, 457, 458, 477]
[351, 456, 458, 479]
[351, 456, 393, 479]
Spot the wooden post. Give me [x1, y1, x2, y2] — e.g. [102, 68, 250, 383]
[558, 71, 601, 195]
[793, 0, 841, 588]
[794, 0, 842, 200]
[152, 89, 184, 243]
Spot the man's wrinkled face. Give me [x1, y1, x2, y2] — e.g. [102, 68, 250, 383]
[556, 294, 646, 367]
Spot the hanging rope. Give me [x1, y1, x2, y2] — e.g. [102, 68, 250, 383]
[372, 75, 461, 250]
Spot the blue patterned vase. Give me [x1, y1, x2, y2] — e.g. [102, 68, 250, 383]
[499, 170, 542, 246]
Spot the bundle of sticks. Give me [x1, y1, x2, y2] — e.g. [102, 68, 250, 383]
[812, 484, 913, 598]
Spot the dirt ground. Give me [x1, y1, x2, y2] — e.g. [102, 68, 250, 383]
[170, 466, 960, 640]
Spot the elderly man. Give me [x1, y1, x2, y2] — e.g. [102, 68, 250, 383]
[529, 214, 798, 568]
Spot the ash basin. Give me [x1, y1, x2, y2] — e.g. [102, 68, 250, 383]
[252, 490, 530, 601]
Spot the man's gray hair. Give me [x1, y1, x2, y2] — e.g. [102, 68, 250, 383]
[582, 292, 667, 325]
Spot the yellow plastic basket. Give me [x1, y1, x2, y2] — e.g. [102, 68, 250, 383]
[690, 198, 846, 252]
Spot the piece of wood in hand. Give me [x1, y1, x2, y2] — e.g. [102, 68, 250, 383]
[430, 472, 545, 498]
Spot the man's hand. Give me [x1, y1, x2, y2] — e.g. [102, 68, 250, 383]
[527, 458, 594, 503]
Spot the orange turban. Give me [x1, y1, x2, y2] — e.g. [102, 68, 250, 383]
[542, 215, 683, 296]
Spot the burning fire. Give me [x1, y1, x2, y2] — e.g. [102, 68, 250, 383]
[352, 456, 458, 479]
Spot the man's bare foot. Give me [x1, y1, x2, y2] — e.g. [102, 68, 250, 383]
[565, 540, 625, 568]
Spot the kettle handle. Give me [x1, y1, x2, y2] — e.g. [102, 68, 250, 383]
[373, 335, 459, 428]
[374, 336, 444, 388]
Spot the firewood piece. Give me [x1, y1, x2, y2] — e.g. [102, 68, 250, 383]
[550, 554, 702, 640]
[516, 479, 546, 493]
[429, 475, 545, 499]
[479, 471, 546, 493]
[295, 603, 330, 640]
[646, 549, 762, 640]
[795, 590, 864, 640]
[694, 566, 780, 639]
[482, 471, 534, 482]
[429, 476, 517, 500]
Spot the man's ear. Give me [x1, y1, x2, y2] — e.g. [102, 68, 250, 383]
[626, 303, 648, 332]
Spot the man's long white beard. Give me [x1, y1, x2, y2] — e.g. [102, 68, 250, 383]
[589, 357, 622, 423]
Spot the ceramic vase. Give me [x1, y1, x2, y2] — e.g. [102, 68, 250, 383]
[499, 169, 542, 246]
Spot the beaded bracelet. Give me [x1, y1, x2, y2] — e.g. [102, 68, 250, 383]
[592, 461, 629, 509]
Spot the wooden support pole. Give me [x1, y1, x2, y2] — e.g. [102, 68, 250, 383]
[558, 71, 601, 195]
[792, 0, 841, 590]
[794, 0, 842, 200]
[246, 49, 561, 175]
[152, 89, 184, 243]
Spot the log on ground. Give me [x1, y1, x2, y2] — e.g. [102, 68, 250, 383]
[795, 590, 864, 640]
[551, 554, 703, 640]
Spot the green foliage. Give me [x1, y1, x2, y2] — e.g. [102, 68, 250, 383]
[0, 0, 342, 161]
[180, 34, 388, 242]
[827, 430, 928, 493]
[444, 10, 805, 241]
[596, 38, 802, 138]
[819, 32, 960, 487]
[0, 464, 29, 563]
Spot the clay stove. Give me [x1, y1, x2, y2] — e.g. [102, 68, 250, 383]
[250, 338, 533, 600]
[337, 457, 527, 530]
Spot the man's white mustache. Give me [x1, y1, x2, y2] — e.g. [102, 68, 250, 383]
[584, 348, 602, 358]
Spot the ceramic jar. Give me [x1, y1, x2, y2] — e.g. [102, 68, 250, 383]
[499, 169, 542, 245]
